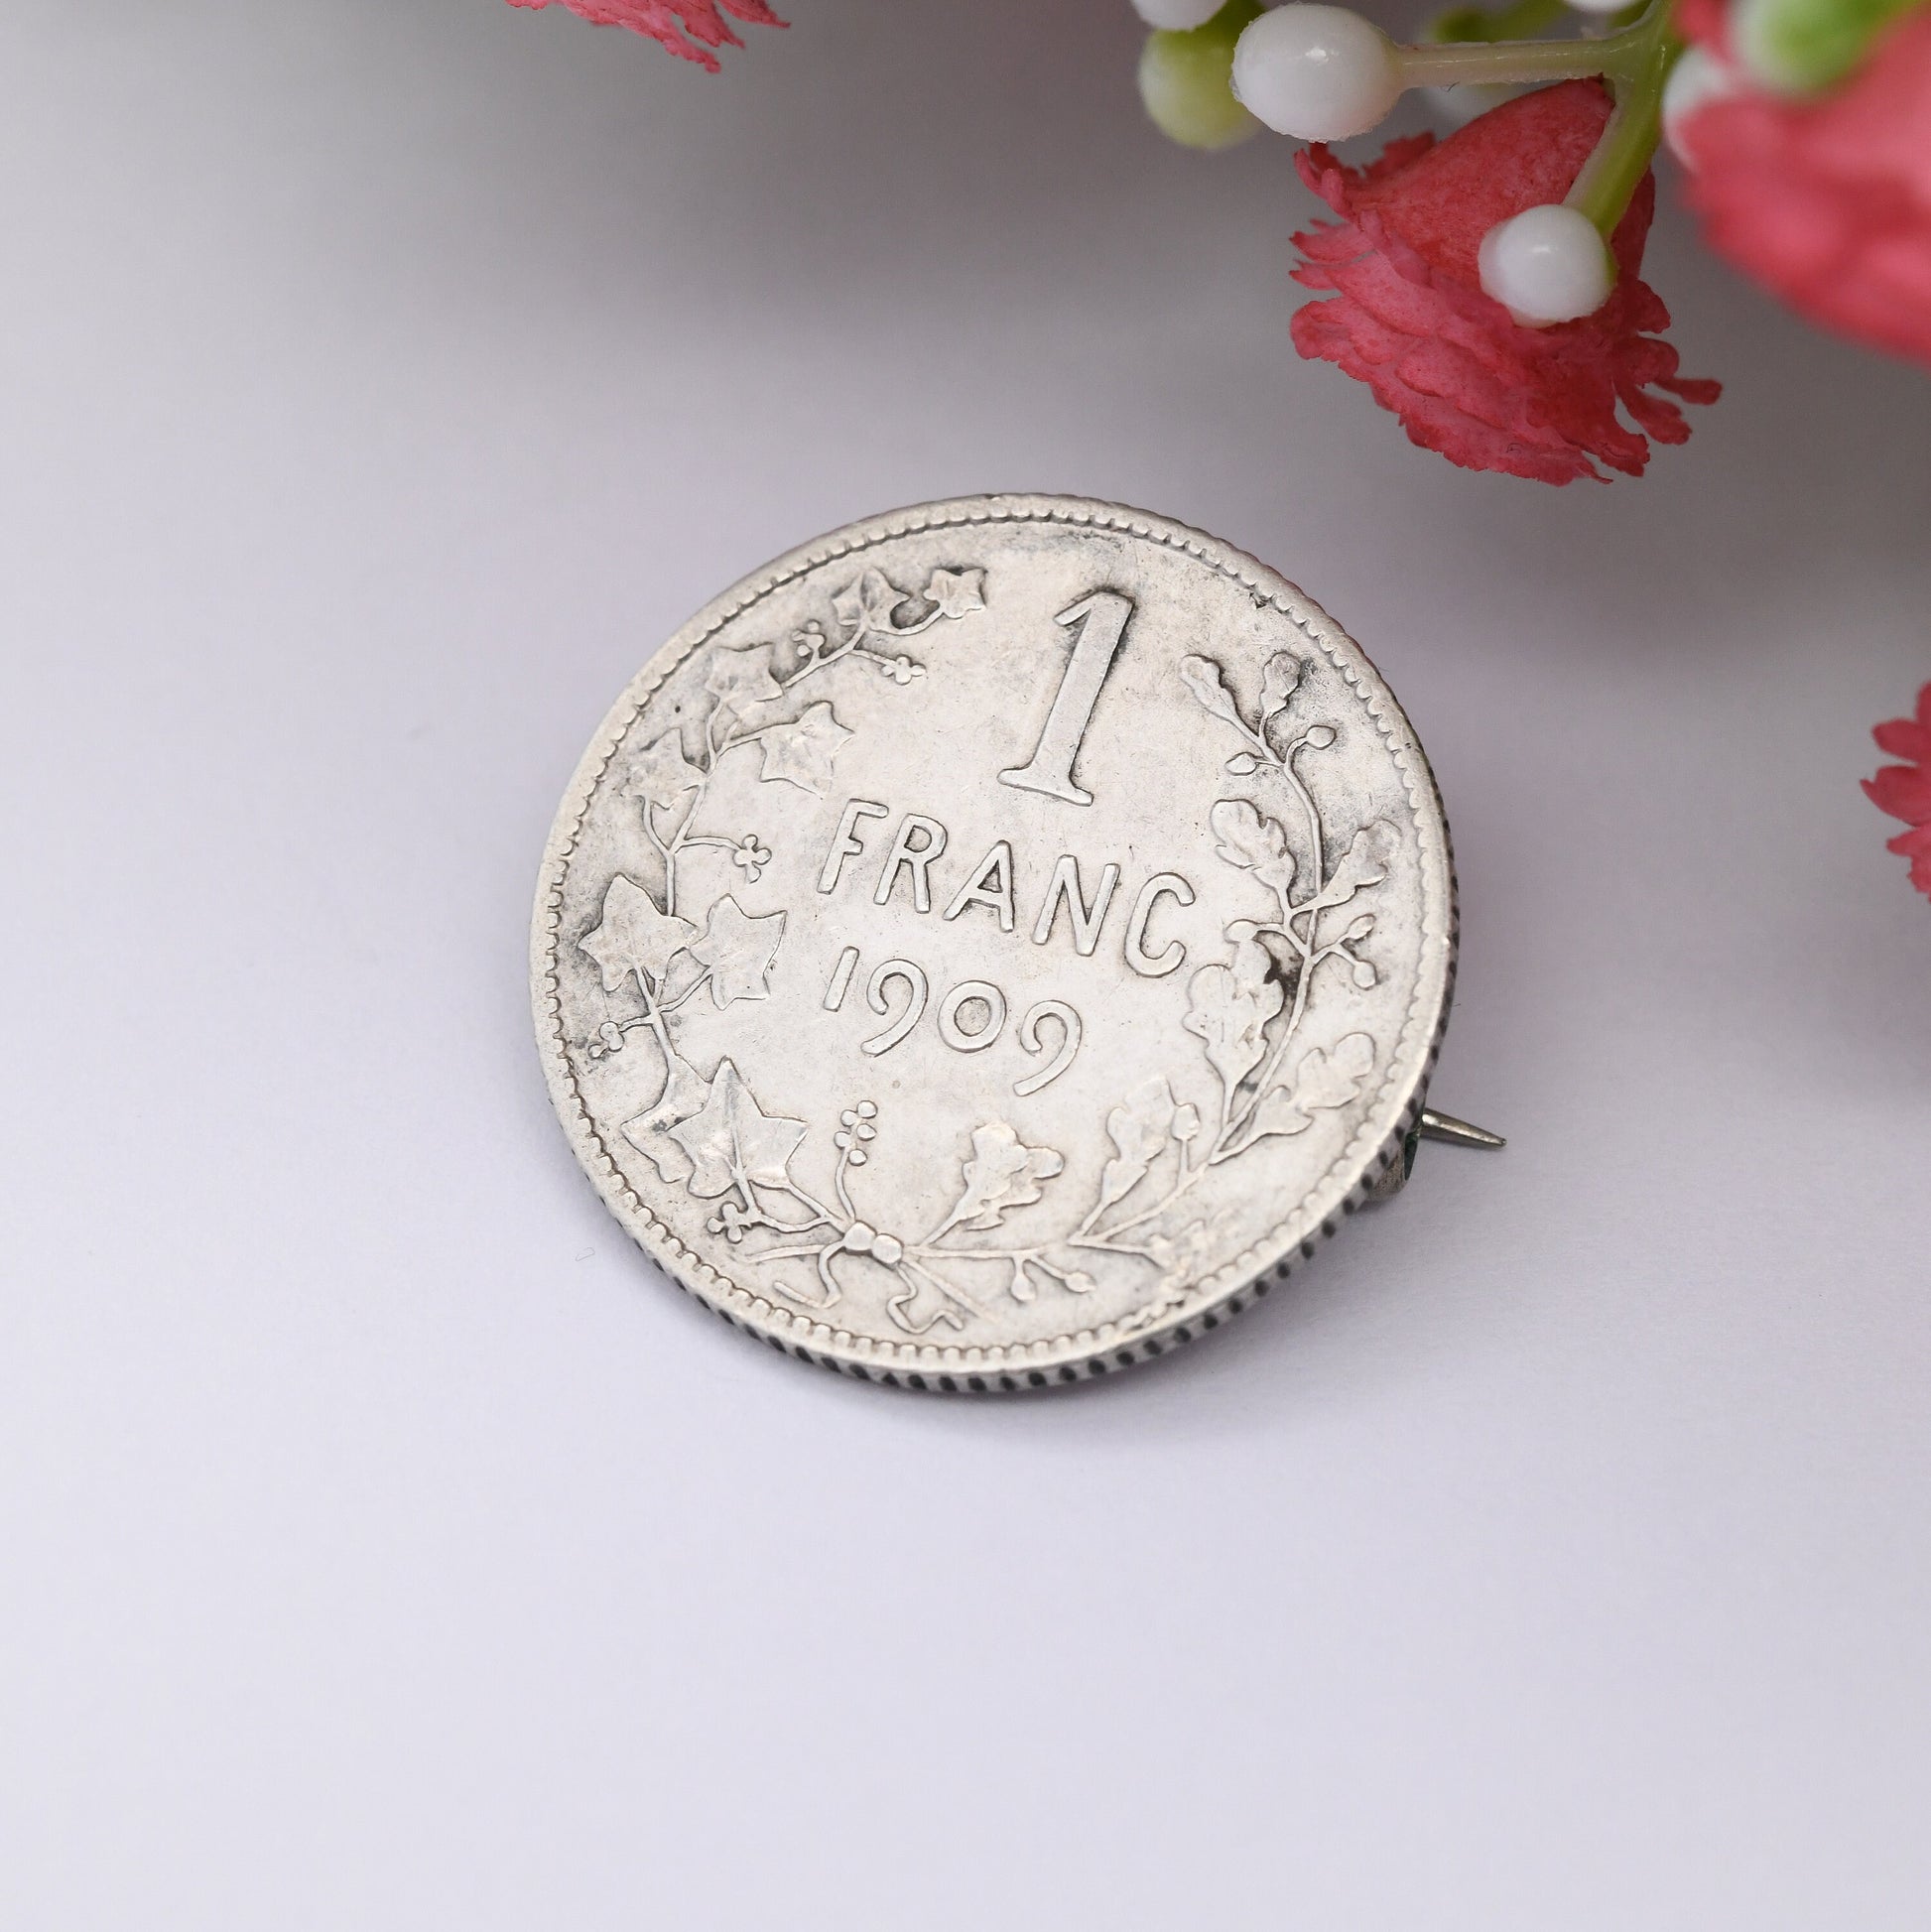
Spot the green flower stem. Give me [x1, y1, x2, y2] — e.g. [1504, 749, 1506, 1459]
[1398, 34, 1623, 86]
[1399, 0, 1679, 244]
[1396, 0, 1672, 93]
[1422, 0, 1572, 46]
[1564, 27, 1678, 235]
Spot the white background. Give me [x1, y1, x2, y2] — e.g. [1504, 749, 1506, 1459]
[4, 3, 1929, 1926]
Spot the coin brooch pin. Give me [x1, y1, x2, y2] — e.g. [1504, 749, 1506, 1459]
[533, 494, 1499, 1389]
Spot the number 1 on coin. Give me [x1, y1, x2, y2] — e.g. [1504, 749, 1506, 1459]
[999, 590, 1132, 807]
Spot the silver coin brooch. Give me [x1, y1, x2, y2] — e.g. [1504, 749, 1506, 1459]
[533, 494, 1499, 1390]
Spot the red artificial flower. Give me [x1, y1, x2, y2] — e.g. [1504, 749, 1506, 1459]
[506, 0, 784, 70]
[1677, 10, 1931, 367]
[1865, 682, 1931, 898]
[1291, 79, 1720, 484]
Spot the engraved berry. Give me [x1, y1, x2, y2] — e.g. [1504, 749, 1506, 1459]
[1303, 724, 1338, 749]
[730, 835, 773, 883]
[841, 1221, 877, 1253]
[598, 1022, 625, 1053]
[870, 1232, 904, 1267]
[879, 654, 925, 686]
[855, 1101, 877, 1119]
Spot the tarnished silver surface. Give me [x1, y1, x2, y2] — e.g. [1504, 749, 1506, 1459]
[532, 495, 1456, 1388]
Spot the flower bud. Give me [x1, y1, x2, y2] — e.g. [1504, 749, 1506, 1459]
[1661, 47, 1742, 165]
[1733, 0, 1919, 93]
[1138, 0, 1264, 150]
[1231, 5, 1407, 141]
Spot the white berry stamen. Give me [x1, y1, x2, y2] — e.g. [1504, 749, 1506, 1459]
[1478, 203, 1616, 325]
[1131, 0, 1227, 27]
[1661, 47, 1742, 166]
[1229, 5, 1406, 142]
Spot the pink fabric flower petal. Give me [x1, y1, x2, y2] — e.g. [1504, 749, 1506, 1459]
[1289, 82, 1719, 484]
[506, 0, 784, 70]
[1865, 683, 1931, 899]
[1679, 11, 1931, 368]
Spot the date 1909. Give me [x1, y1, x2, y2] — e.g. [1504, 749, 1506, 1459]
[813, 796, 1207, 1094]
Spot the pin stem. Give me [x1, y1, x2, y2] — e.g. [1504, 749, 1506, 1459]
[1417, 1107, 1507, 1150]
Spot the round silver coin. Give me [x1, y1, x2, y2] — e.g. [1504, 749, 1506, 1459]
[533, 495, 1455, 1388]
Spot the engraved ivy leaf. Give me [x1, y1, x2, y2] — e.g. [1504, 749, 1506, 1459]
[687, 895, 786, 1007]
[619, 731, 704, 813]
[618, 1047, 710, 1187]
[1290, 1031, 1376, 1111]
[938, 1121, 1065, 1234]
[703, 645, 783, 719]
[668, 1058, 809, 1201]
[579, 875, 699, 992]
[924, 568, 985, 620]
[1209, 797, 1298, 897]
[832, 568, 907, 638]
[1258, 653, 1302, 721]
[754, 700, 853, 797]
[1097, 1075, 1179, 1212]
[1181, 938, 1284, 1100]
[1305, 821, 1398, 913]
[1179, 654, 1244, 729]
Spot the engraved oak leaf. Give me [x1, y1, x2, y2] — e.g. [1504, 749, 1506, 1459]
[1241, 1033, 1377, 1143]
[1258, 653, 1302, 721]
[580, 875, 699, 992]
[755, 700, 852, 797]
[1209, 798, 1297, 898]
[832, 568, 907, 638]
[668, 1059, 808, 1201]
[1179, 654, 1243, 729]
[1182, 937, 1284, 1100]
[1145, 1219, 1213, 1291]
[936, 1121, 1065, 1235]
[620, 731, 705, 812]
[1292, 1032, 1376, 1110]
[688, 894, 785, 1006]
[923, 568, 985, 620]
[1097, 1075, 1189, 1213]
[1305, 821, 1398, 913]
[1239, 1088, 1316, 1142]
[704, 644, 783, 718]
